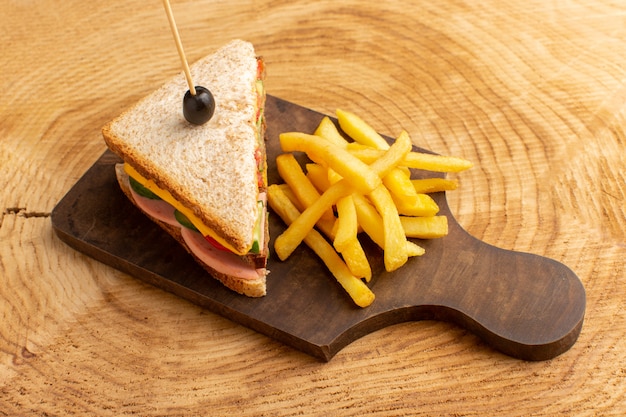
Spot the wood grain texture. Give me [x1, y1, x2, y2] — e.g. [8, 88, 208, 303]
[1, 0, 624, 415]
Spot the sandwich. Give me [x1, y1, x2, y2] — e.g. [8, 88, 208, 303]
[102, 39, 269, 297]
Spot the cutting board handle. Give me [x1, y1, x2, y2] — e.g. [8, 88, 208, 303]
[419, 214, 586, 360]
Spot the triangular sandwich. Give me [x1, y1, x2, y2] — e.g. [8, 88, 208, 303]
[102, 39, 268, 297]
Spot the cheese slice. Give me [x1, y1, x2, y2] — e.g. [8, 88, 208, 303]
[123, 163, 249, 255]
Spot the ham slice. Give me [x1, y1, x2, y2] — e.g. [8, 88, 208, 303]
[181, 228, 263, 280]
[129, 188, 179, 226]
[128, 181, 263, 280]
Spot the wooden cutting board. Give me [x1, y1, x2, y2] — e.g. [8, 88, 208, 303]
[51, 95, 585, 362]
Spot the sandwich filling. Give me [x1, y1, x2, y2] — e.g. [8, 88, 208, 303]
[121, 57, 268, 280]
[123, 169, 266, 280]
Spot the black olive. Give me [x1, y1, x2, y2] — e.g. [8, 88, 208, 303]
[183, 86, 215, 125]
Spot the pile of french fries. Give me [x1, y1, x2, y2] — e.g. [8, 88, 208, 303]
[268, 109, 473, 307]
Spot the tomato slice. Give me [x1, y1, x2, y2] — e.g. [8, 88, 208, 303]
[204, 235, 231, 252]
[256, 58, 265, 79]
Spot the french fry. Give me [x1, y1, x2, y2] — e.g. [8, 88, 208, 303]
[347, 142, 413, 178]
[305, 163, 331, 193]
[411, 178, 458, 193]
[340, 238, 372, 281]
[402, 152, 473, 172]
[396, 165, 412, 178]
[274, 180, 353, 261]
[368, 184, 408, 272]
[406, 241, 426, 257]
[276, 184, 304, 211]
[383, 167, 419, 207]
[352, 192, 386, 249]
[276, 153, 334, 221]
[368, 130, 412, 178]
[346, 147, 383, 165]
[314, 116, 349, 148]
[401, 215, 449, 239]
[332, 193, 365, 248]
[280, 132, 381, 194]
[348, 147, 473, 173]
[352, 193, 423, 256]
[336, 109, 390, 150]
[333, 194, 370, 280]
[327, 167, 343, 185]
[333, 195, 358, 252]
[277, 184, 336, 240]
[272, 108, 472, 307]
[392, 193, 440, 217]
[346, 142, 371, 151]
[267, 185, 375, 307]
[333, 195, 372, 282]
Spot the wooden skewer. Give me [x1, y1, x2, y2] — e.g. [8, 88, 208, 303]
[162, 0, 196, 95]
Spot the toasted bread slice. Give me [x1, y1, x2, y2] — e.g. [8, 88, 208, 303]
[103, 39, 263, 254]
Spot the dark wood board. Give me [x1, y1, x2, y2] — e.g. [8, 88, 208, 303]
[51, 95, 586, 362]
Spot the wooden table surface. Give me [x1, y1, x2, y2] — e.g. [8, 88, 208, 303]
[1, 0, 624, 415]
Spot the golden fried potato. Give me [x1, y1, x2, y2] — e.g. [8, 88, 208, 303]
[272, 108, 472, 307]
[368, 130, 412, 178]
[333, 195, 358, 253]
[336, 109, 390, 150]
[276, 153, 334, 221]
[411, 178, 459, 193]
[305, 163, 331, 193]
[277, 184, 336, 240]
[276, 184, 305, 211]
[368, 185, 408, 272]
[327, 167, 343, 185]
[314, 116, 349, 148]
[401, 215, 449, 239]
[402, 152, 473, 172]
[352, 192, 386, 249]
[383, 167, 419, 207]
[392, 193, 440, 217]
[340, 238, 372, 282]
[406, 241, 426, 257]
[274, 180, 352, 260]
[351, 193, 423, 256]
[280, 132, 381, 194]
[348, 148, 472, 173]
[268, 185, 374, 307]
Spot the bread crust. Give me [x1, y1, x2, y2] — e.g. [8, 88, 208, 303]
[115, 164, 267, 297]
